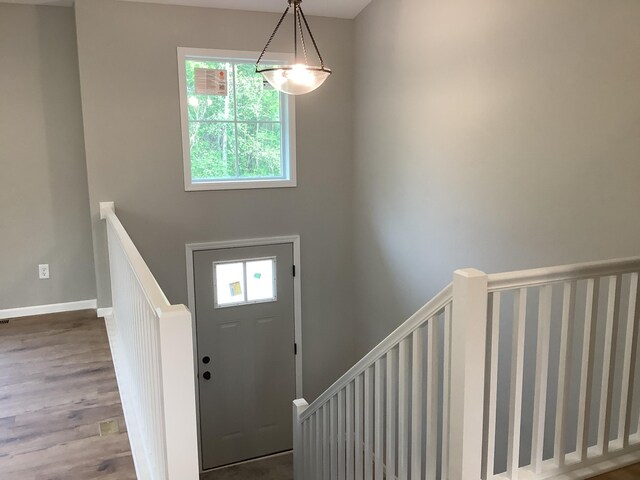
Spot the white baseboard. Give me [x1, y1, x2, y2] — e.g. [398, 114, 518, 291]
[0, 299, 97, 320]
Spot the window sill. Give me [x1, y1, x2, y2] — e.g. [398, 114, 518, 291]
[185, 178, 297, 191]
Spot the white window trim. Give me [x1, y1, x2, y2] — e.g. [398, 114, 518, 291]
[177, 47, 297, 191]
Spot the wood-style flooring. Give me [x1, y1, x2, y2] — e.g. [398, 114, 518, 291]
[0, 309, 136, 480]
[200, 452, 292, 480]
[590, 463, 640, 479]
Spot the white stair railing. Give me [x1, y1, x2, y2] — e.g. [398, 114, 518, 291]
[100, 202, 199, 480]
[484, 257, 640, 480]
[293, 258, 640, 480]
[294, 281, 455, 480]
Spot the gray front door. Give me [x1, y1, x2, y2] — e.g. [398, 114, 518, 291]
[193, 243, 296, 470]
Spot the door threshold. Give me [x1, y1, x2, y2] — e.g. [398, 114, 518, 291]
[202, 449, 292, 473]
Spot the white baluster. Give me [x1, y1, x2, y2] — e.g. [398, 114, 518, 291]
[507, 288, 527, 479]
[554, 281, 577, 467]
[317, 411, 323, 480]
[346, 382, 355, 480]
[619, 273, 640, 447]
[331, 397, 338, 479]
[306, 418, 312, 480]
[484, 292, 500, 480]
[411, 327, 425, 480]
[386, 347, 398, 480]
[426, 314, 439, 480]
[531, 285, 552, 473]
[577, 278, 599, 460]
[364, 367, 374, 479]
[442, 304, 452, 480]
[355, 374, 363, 480]
[321, 404, 329, 480]
[398, 337, 410, 479]
[338, 389, 346, 480]
[374, 359, 384, 480]
[598, 275, 622, 454]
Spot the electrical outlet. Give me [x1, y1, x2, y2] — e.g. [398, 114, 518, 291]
[39, 264, 49, 279]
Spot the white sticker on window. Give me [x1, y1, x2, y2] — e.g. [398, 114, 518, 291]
[195, 68, 228, 96]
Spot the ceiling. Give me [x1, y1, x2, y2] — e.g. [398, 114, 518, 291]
[4, 0, 371, 19]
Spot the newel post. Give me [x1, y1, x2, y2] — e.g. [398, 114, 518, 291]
[293, 398, 309, 479]
[158, 305, 200, 479]
[449, 269, 488, 480]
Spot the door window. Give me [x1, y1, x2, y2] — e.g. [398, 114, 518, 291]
[213, 257, 276, 308]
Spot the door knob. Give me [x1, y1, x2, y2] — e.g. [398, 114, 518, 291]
[202, 371, 211, 380]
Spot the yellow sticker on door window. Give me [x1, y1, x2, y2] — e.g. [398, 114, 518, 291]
[229, 281, 242, 297]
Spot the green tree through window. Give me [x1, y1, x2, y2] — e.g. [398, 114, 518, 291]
[185, 58, 284, 182]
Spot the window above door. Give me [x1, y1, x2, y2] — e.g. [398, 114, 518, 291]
[177, 48, 296, 191]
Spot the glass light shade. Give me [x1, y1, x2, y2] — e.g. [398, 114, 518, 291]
[260, 64, 331, 95]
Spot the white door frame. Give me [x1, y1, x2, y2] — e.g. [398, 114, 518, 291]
[186, 235, 303, 472]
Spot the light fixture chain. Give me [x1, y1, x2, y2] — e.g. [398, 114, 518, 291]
[256, 4, 291, 68]
[293, 2, 297, 60]
[296, 6, 310, 65]
[298, 7, 326, 68]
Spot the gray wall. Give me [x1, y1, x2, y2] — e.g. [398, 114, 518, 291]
[353, 0, 640, 470]
[353, 0, 640, 352]
[0, 4, 96, 310]
[74, 0, 356, 400]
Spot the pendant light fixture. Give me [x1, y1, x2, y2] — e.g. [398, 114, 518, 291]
[256, 0, 331, 95]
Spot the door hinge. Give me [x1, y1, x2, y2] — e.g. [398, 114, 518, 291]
[292, 265, 296, 277]
[294, 343, 298, 355]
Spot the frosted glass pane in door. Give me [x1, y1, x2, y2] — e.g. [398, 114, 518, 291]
[246, 259, 275, 302]
[215, 262, 245, 306]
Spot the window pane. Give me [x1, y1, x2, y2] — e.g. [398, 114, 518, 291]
[246, 259, 275, 302]
[185, 59, 235, 122]
[180, 50, 293, 189]
[215, 262, 245, 306]
[237, 122, 283, 178]
[190, 122, 237, 181]
[235, 63, 280, 122]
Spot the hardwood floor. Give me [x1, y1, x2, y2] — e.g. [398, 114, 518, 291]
[0, 309, 136, 480]
[200, 452, 293, 480]
[590, 463, 640, 479]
